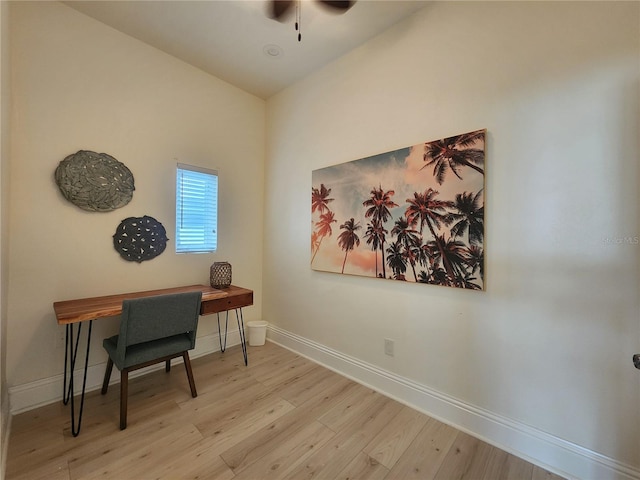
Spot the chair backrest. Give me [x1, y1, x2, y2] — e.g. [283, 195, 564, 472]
[116, 291, 202, 363]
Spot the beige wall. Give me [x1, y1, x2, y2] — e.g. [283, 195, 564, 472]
[1, 2, 10, 478]
[265, 0, 639, 472]
[7, 2, 264, 387]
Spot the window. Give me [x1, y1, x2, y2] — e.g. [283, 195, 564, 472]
[175, 163, 218, 253]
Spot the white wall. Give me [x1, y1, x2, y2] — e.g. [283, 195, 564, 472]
[7, 2, 264, 389]
[265, 1, 640, 478]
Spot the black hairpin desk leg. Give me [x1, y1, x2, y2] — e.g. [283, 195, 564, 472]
[217, 311, 229, 353]
[216, 308, 248, 366]
[62, 320, 93, 437]
[236, 308, 247, 366]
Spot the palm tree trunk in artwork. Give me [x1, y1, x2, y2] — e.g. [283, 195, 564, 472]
[426, 220, 455, 282]
[399, 237, 418, 282]
[338, 218, 361, 275]
[374, 248, 379, 277]
[380, 240, 387, 278]
[311, 236, 324, 264]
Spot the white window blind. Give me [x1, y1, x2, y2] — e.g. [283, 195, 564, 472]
[176, 163, 218, 253]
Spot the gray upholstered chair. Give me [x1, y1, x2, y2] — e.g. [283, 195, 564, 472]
[101, 291, 202, 429]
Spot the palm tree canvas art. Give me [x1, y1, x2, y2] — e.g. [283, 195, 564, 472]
[311, 129, 486, 290]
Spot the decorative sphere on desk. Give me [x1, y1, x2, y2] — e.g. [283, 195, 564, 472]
[210, 262, 232, 288]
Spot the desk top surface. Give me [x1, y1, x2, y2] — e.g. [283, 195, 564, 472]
[53, 284, 242, 325]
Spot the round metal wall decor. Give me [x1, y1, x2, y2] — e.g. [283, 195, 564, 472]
[113, 215, 168, 263]
[55, 150, 135, 212]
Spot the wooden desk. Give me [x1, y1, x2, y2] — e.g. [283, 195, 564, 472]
[200, 285, 253, 315]
[53, 284, 253, 436]
[54, 284, 253, 323]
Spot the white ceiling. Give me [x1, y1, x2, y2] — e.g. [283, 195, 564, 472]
[64, 0, 428, 99]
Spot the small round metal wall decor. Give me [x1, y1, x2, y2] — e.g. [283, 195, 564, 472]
[113, 215, 168, 263]
[55, 150, 135, 212]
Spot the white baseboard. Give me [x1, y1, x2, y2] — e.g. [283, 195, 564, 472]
[8, 329, 242, 415]
[267, 324, 640, 480]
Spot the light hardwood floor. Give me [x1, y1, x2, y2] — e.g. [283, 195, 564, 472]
[6, 342, 566, 480]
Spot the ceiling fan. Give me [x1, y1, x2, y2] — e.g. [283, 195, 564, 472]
[268, 0, 356, 41]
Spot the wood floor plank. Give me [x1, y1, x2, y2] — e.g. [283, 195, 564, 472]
[5, 342, 566, 480]
[9, 401, 67, 432]
[71, 423, 204, 480]
[219, 370, 362, 475]
[269, 363, 336, 406]
[251, 354, 318, 388]
[104, 393, 185, 431]
[192, 384, 291, 437]
[244, 348, 300, 377]
[433, 431, 482, 480]
[188, 352, 252, 395]
[67, 418, 197, 479]
[220, 389, 341, 471]
[167, 440, 236, 480]
[6, 405, 73, 480]
[282, 369, 359, 416]
[195, 394, 296, 448]
[433, 432, 545, 480]
[231, 420, 336, 480]
[501, 453, 534, 479]
[462, 440, 510, 480]
[178, 369, 268, 419]
[283, 394, 404, 480]
[317, 383, 381, 432]
[6, 405, 66, 462]
[532, 464, 567, 480]
[111, 434, 235, 480]
[220, 406, 323, 471]
[243, 341, 290, 368]
[362, 404, 430, 469]
[6, 459, 70, 480]
[335, 451, 390, 480]
[386, 417, 460, 480]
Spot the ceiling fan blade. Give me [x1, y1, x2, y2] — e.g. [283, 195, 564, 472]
[269, 0, 295, 20]
[317, 0, 355, 13]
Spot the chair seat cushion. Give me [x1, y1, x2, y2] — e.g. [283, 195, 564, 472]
[103, 333, 193, 370]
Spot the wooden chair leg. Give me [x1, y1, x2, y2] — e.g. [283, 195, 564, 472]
[165, 359, 171, 372]
[182, 352, 197, 398]
[120, 369, 128, 430]
[101, 358, 113, 395]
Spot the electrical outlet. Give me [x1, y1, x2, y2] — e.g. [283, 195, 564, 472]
[384, 338, 394, 357]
